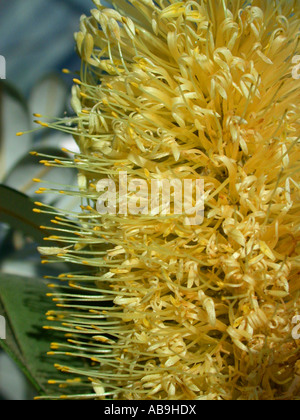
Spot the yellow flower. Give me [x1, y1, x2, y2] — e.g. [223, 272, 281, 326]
[36, 0, 300, 400]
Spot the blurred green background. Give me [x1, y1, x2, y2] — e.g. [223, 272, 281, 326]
[0, 0, 108, 400]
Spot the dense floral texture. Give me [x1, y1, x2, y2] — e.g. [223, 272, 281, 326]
[36, 0, 300, 399]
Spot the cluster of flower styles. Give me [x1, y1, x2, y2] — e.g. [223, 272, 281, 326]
[35, 0, 300, 400]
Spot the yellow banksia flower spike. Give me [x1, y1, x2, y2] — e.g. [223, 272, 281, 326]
[37, 0, 300, 400]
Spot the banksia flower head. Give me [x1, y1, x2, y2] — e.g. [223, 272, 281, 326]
[35, 0, 300, 400]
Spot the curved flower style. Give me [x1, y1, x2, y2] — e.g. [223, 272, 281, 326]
[35, 0, 300, 400]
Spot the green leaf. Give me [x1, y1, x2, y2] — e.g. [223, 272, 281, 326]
[4, 146, 77, 206]
[0, 297, 25, 367]
[0, 184, 52, 245]
[0, 273, 64, 395]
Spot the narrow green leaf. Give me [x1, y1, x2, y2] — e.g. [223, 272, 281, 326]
[4, 146, 77, 206]
[0, 185, 52, 244]
[0, 297, 25, 368]
[0, 273, 64, 395]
